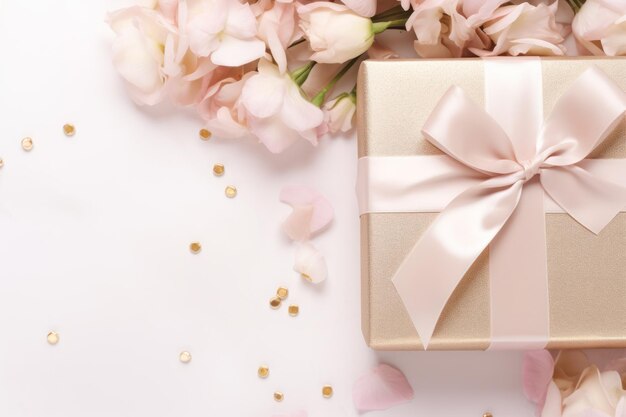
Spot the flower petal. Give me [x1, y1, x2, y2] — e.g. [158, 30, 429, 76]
[353, 364, 414, 412]
[282, 205, 314, 241]
[293, 242, 327, 283]
[280, 186, 334, 236]
[241, 72, 285, 119]
[523, 350, 556, 405]
[540, 381, 563, 417]
[342, 0, 376, 17]
[211, 35, 265, 67]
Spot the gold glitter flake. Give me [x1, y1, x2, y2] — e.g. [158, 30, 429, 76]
[213, 164, 225, 176]
[322, 385, 333, 398]
[258, 365, 269, 378]
[199, 128, 212, 140]
[225, 185, 237, 198]
[47, 331, 59, 345]
[270, 297, 281, 309]
[276, 287, 288, 300]
[21, 137, 33, 151]
[483, 414, 493, 417]
[63, 124, 76, 136]
[273, 391, 284, 402]
[288, 305, 299, 317]
[189, 242, 202, 254]
[179, 351, 192, 363]
[301, 273, 312, 282]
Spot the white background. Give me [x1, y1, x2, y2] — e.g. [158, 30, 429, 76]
[0, 1, 533, 416]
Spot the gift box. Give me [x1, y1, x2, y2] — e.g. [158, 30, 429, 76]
[356, 57, 626, 350]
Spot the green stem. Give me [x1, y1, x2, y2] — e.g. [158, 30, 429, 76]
[290, 61, 316, 86]
[372, 5, 406, 22]
[311, 58, 359, 107]
[372, 18, 409, 34]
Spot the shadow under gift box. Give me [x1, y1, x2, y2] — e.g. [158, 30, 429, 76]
[356, 57, 626, 351]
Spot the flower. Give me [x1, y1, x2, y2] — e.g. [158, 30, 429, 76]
[240, 59, 324, 153]
[255, 1, 301, 73]
[293, 242, 328, 283]
[108, 6, 177, 105]
[573, 0, 626, 56]
[353, 364, 414, 412]
[523, 350, 626, 417]
[298, 2, 375, 64]
[280, 185, 334, 241]
[185, 0, 265, 66]
[470, 1, 566, 56]
[322, 92, 356, 134]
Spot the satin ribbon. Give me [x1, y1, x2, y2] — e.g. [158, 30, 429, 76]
[357, 59, 626, 349]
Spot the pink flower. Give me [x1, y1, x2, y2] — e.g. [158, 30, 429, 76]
[108, 6, 178, 105]
[280, 185, 334, 241]
[255, 1, 301, 73]
[185, 0, 265, 66]
[523, 350, 626, 417]
[342, 0, 377, 17]
[240, 59, 324, 153]
[470, 1, 566, 56]
[322, 93, 356, 134]
[298, 2, 375, 63]
[573, 0, 626, 56]
[406, 0, 485, 58]
[353, 364, 414, 412]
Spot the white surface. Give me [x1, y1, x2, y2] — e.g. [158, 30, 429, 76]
[0, 1, 534, 416]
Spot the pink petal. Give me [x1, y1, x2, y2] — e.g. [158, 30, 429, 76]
[282, 205, 314, 241]
[241, 71, 285, 119]
[280, 186, 333, 236]
[248, 114, 301, 153]
[293, 242, 327, 283]
[342, 0, 377, 17]
[523, 350, 556, 406]
[541, 381, 564, 417]
[211, 35, 265, 67]
[353, 364, 414, 412]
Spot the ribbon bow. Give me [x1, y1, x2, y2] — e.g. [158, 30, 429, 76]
[391, 65, 626, 348]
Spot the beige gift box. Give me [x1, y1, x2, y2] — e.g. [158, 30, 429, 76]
[357, 57, 626, 350]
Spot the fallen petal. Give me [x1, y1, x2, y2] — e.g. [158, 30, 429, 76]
[523, 350, 555, 405]
[280, 186, 333, 237]
[293, 242, 327, 283]
[353, 364, 414, 412]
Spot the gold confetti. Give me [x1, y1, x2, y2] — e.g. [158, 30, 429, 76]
[258, 365, 269, 378]
[483, 413, 493, 417]
[199, 128, 212, 140]
[322, 385, 333, 398]
[269, 297, 281, 309]
[21, 137, 33, 151]
[63, 123, 75, 136]
[288, 305, 299, 317]
[301, 273, 312, 282]
[179, 351, 192, 363]
[225, 185, 237, 198]
[189, 242, 202, 254]
[276, 287, 288, 300]
[273, 391, 284, 402]
[0, 158, 4, 169]
[213, 164, 225, 176]
[47, 331, 59, 345]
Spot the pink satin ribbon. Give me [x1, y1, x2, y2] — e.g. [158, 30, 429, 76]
[357, 59, 626, 349]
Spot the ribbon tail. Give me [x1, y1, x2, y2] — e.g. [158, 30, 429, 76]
[541, 165, 626, 234]
[392, 175, 523, 349]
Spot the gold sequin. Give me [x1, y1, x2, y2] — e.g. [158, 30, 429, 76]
[273, 391, 284, 402]
[213, 164, 225, 176]
[199, 128, 212, 140]
[288, 305, 299, 317]
[270, 297, 281, 309]
[189, 242, 202, 254]
[322, 385, 333, 398]
[47, 331, 59, 345]
[258, 365, 269, 378]
[21, 137, 33, 151]
[179, 351, 192, 363]
[225, 186, 237, 198]
[276, 287, 288, 300]
[0, 158, 4, 169]
[63, 124, 75, 137]
[483, 413, 493, 417]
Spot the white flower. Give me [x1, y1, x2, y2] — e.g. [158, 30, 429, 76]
[323, 93, 356, 134]
[298, 2, 374, 64]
